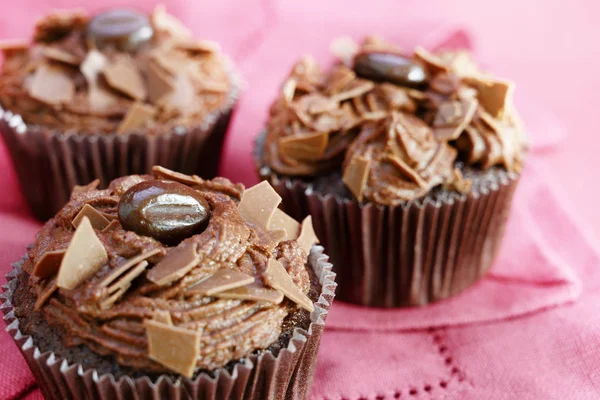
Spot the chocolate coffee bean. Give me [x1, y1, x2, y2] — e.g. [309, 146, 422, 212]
[87, 9, 153, 51]
[353, 52, 428, 87]
[118, 180, 211, 245]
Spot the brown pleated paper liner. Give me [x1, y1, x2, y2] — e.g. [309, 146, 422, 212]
[0, 61, 240, 222]
[1, 246, 336, 400]
[255, 133, 520, 307]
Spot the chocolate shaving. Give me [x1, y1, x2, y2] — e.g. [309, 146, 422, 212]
[145, 319, 201, 378]
[279, 132, 329, 161]
[100, 260, 149, 309]
[263, 258, 314, 312]
[433, 99, 478, 140]
[414, 46, 449, 73]
[342, 155, 371, 202]
[0, 39, 28, 52]
[102, 220, 121, 232]
[152, 165, 200, 186]
[103, 56, 147, 100]
[297, 216, 319, 255]
[186, 269, 255, 296]
[215, 282, 284, 304]
[80, 50, 118, 112]
[175, 39, 220, 53]
[282, 79, 296, 103]
[28, 64, 74, 105]
[330, 80, 375, 102]
[468, 77, 514, 118]
[238, 181, 282, 231]
[153, 310, 173, 325]
[98, 248, 162, 289]
[34, 277, 58, 311]
[146, 242, 200, 286]
[72, 204, 110, 230]
[56, 217, 108, 290]
[71, 179, 100, 196]
[330, 36, 359, 66]
[32, 250, 66, 279]
[151, 5, 192, 38]
[269, 208, 301, 241]
[147, 59, 175, 103]
[117, 102, 157, 133]
[41, 46, 79, 65]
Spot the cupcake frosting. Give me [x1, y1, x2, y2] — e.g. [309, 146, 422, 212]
[0, 6, 233, 134]
[22, 167, 318, 377]
[263, 36, 526, 204]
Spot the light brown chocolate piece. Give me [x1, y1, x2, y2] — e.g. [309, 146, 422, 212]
[103, 56, 147, 101]
[151, 5, 192, 39]
[147, 242, 200, 286]
[279, 132, 329, 161]
[269, 208, 301, 241]
[72, 204, 111, 230]
[433, 99, 478, 141]
[32, 250, 66, 279]
[42, 47, 79, 65]
[469, 77, 514, 118]
[342, 155, 371, 202]
[80, 50, 119, 112]
[263, 258, 314, 312]
[56, 217, 108, 290]
[282, 78, 297, 103]
[102, 220, 121, 232]
[100, 260, 149, 309]
[71, 179, 100, 196]
[98, 248, 162, 288]
[34, 277, 58, 311]
[238, 181, 282, 231]
[152, 165, 200, 186]
[414, 46, 449, 73]
[175, 39, 220, 53]
[215, 282, 284, 304]
[117, 102, 157, 133]
[0, 39, 28, 51]
[28, 64, 74, 105]
[145, 319, 200, 378]
[146, 60, 175, 103]
[153, 310, 173, 325]
[297, 216, 319, 255]
[186, 269, 255, 296]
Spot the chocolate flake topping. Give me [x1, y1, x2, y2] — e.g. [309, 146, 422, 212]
[32, 250, 66, 279]
[269, 208, 301, 241]
[215, 283, 285, 304]
[153, 310, 173, 325]
[186, 269, 255, 296]
[72, 204, 110, 230]
[145, 319, 201, 378]
[56, 216, 108, 290]
[264, 37, 526, 205]
[297, 216, 319, 255]
[103, 56, 147, 100]
[146, 242, 200, 286]
[27, 64, 74, 105]
[263, 258, 315, 312]
[117, 102, 157, 133]
[238, 181, 282, 231]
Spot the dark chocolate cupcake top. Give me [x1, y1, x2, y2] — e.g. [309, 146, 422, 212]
[0, 6, 234, 134]
[263, 36, 527, 205]
[22, 166, 318, 377]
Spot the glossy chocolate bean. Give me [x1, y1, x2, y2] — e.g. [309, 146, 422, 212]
[87, 9, 153, 51]
[118, 180, 211, 245]
[353, 52, 428, 87]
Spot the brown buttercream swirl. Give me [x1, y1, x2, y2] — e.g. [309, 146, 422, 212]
[263, 37, 526, 204]
[22, 174, 312, 373]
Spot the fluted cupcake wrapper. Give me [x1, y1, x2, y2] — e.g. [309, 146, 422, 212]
[255, 133, 520, 307]
[1, 246, 336, 400]
[0, 61, 240, 222]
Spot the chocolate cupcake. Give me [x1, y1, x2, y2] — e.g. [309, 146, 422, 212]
[256, 36, 526, 307]
[0, 6, 240, 220]
[0, 166, 335, 400]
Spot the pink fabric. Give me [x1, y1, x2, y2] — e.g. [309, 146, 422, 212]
[1, 1, 599, 399]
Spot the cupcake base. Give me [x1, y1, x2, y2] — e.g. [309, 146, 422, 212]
[256, 133, 520, 307]
[1, 246, 336, 400]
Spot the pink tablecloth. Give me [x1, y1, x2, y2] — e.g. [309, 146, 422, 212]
[1, 1, 600, 399]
